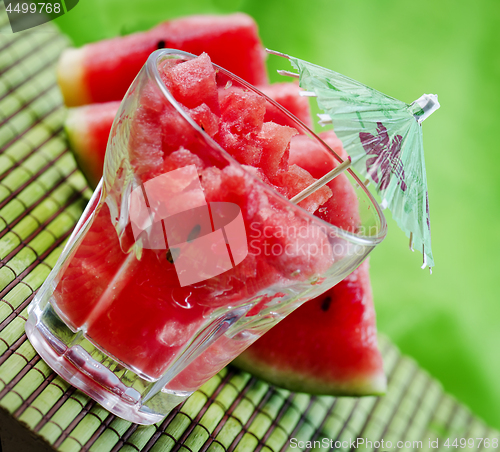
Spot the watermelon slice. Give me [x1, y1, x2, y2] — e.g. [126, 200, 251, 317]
[233, 260, 386, 396]
[57, 13, 267, 106]
[259, 82, 312, 130]
[64, 101, 121, 187]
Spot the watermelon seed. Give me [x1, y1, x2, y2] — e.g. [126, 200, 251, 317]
[187, 224, 201, 242]
[157, 40, 166, 49]
[166, 248, 180, 263]
[321, 296, 332, 311]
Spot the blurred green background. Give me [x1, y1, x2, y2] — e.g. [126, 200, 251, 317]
[52, 0, 500, 429]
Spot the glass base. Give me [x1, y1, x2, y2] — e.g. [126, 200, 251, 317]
[25, 306, 190, 425]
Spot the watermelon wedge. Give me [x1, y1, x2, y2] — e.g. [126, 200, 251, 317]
[57, 13, 268, 106]
[233, 260, 386, 396]
[64, 82, 312, 187]
[259, 82, 312, 129]
[65, 101, 121, 188]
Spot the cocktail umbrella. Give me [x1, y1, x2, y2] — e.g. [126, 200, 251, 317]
[268, 50, 439, 270]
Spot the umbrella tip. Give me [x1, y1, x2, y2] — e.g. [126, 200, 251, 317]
[412, 93, 440, 124]
[265, 48, 290, 59]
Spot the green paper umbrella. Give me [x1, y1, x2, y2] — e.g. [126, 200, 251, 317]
[268, 50, 439, 270]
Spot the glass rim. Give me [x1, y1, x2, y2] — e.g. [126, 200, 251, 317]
[145, 48, 387, 247]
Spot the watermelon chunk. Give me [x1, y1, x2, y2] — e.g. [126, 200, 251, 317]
[216, 89, 266, 165]
[233, 260, 386, 396]
[127, 83, 166, 180]
[163, 147, 206, 173]
[257, 121, 298, 181]
[274, 164, 332, 214]
[160, 53, 220, 114]
[185, 104, 219, 137]
[57, 13, 268, 106]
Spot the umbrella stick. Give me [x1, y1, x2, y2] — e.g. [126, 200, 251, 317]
[291, 157, 352, 204]
[265, 48, 290, 59]
[317, 113, 333, 126]
[277, 70, 299, 79]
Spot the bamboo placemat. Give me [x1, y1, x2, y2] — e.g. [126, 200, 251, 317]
[1, 6, 499, 452]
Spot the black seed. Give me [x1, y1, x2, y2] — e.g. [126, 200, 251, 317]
[166, 248, 180, 263]
[321, 296, 332, 312]
[157, 40, 166, 49]
[187, 224, 201, 242]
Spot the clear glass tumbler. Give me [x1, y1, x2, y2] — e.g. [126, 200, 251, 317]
[26, 49, 387, 424]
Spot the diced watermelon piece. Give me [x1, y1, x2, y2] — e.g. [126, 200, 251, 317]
[57, 13, 268, 106]
[233, 260, 386, 396]
[241, 164, 287, 197]
[216, 89, 266, 165]
[163, 147, 206, 173]
[65, 101, 121, 187]
[274, 164, 332, 213]
[219, 89, 266, 134]
[197, 165, 289, 298]
[200, 164, 270, 224]
[127, 55, 221, 180]
[127, 83, 166, 180]
[185, 104, 219, 137]
[159, 53, 220, 114]
[259, 82, 312, 130]
[257, 121, 298, 181]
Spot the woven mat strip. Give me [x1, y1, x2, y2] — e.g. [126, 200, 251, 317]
[0, 9, 499, 452]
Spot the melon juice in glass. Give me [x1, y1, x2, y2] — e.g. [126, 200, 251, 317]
[26, 49, 387, 424]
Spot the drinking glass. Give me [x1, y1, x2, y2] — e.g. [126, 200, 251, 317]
[26, 49, 387, 424]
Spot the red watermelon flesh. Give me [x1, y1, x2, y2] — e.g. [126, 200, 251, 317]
[289, 131, 361, 233]
[186, 104, 220, 137]
[233, 260, 386, 396]
[257, 121, 298, 181]
[163, 147, 206, 173]
[57, 13, 268, 106]
[160, 53, 220, 114]
[53, 202, 132, 329]
[217, 89, 266, 166]
[127, 85, 166, 181]
[274, 163, 332, 214]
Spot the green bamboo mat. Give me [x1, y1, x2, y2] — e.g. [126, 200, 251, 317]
[1, 7, 499, 452]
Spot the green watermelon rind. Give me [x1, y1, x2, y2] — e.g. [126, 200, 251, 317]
[232, 354, 387, 397]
